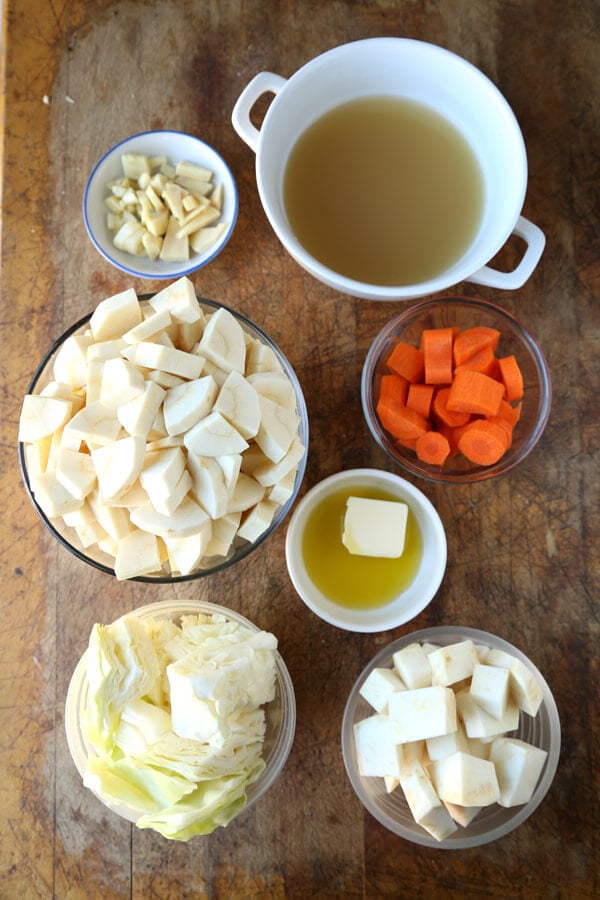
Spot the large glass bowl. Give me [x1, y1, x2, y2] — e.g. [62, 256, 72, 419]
[18, 296, 308, 582]
[341, 625, 560, 849]
[65, 599, 296, 832]
[361, 296, 551, 484]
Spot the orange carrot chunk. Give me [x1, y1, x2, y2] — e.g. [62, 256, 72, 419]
[379, 373, 409, 407]
[406, 382, 435, 419]
[498, 354, 524, 402]
[431, 386, 472, 427]
[387, 341, 425, 384]
[422, 327, 454, 384]
[453, 344, 499, 378]
[457, 420, 509, 465]
[415, 430, 451, 466]
[496, 398, 521, 427]
[453, 326, 501, 366]
[376, 398, 429, 441]
[446, 370, 505, 417]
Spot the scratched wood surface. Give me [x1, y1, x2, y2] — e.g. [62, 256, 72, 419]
[1, 1, 598, 897]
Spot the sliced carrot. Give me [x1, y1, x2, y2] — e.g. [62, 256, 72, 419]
[457, 419, 509, 465]
[486, 415, 514, 449]
[422, 327, 454, 384]
[446, 370, 504, 417]
[379, 373, 408, 407]
[498, 355, 524, 402]
[406, 382, 434, 419]
[431, 386, 472, 427]
[453, 344, 499, 378]
[387, 340, 425, 384]
[496, 398, 521, 427]
[415, 430, 451, 466]
[376, 398, 429, 441]
[375, 319, 525, 470]
[395, 435, 420, 451]
[453, 326, 501, 366]
[437, 422, 473, 457]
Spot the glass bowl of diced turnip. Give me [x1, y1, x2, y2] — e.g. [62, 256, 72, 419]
[83, 130, 238, 279]
[65, 599, 296, 839]
[361, 296, 552, 484]
[18, 278, 308, 581]
[341, 626, 560, 848]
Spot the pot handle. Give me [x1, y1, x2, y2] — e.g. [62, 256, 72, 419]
[232, 72, 288, 154]
[467, 216, 546, 290]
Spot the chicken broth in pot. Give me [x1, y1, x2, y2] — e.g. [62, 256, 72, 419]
[283, 96, 484, 286]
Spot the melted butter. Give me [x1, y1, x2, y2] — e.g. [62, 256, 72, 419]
[301, 485, 423, 610]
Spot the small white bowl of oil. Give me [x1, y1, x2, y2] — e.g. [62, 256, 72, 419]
[285, 469, 447, 632]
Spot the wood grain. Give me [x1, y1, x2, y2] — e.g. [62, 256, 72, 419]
[1, 1, 599, 897]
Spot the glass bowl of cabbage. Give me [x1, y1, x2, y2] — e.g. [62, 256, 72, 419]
[65, 599, 296, 840]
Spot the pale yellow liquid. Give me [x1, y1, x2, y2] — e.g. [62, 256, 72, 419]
[301, 486, 423, 610]
[283, 96, 484, 285]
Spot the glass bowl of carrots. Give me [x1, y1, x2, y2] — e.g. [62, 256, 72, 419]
[361, 296, 551, 484]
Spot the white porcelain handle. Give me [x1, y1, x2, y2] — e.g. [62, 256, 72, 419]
[232, 71, 287, 154]
[467, 216, 546, 290]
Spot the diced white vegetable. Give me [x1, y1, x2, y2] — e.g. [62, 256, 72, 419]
[148, 276, 203, 325]
[184, 410, 249, 457]
[255, 395, 297, 463]
[247, 371, 297, 409]
[226, 473, 265, 514]
[353, 714, 404, 778]
[429, 751, 500, 807]
[470, 663, 510, 720]
[443, 800, 482, 827]
[237, 499, 278, 542]
[392, 643, 432, 690]
[198, 307, 246, 374]
[19, 395, 72, 443]
[359, 667, 406, 714]
[91, 435, 146, 502]
[429, 640, 479, 686]
[484, 649, 544, 717]
[213, 369, 261, 440]
[456, 689, 520, 739]
[114, 530, 163, 580]
[121, 309, 172, 343]
[121, 342, 203, 380]
[489, 737, 548, 807]
[130, 495, 210, 538]
[187, 453, 228, 519]
[162, 376, 218, 437]
[204, 512, 240, 557]
[53, 333, 93, 388]
[30, 470, 83, 517]
[426, 720, 470, 761]
[90, 288, 141, 341]
[117, 381, 166, 438]
[388, 686, 456, 743]
[99, 357, 145, 408]
[61, 401, 123, 450]
[399, 759, 458, 841]
[163, 523, 212, 575]
[55, 447, 97, 500]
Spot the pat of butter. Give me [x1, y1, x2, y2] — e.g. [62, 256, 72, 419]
[342, 496, 408, 558]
